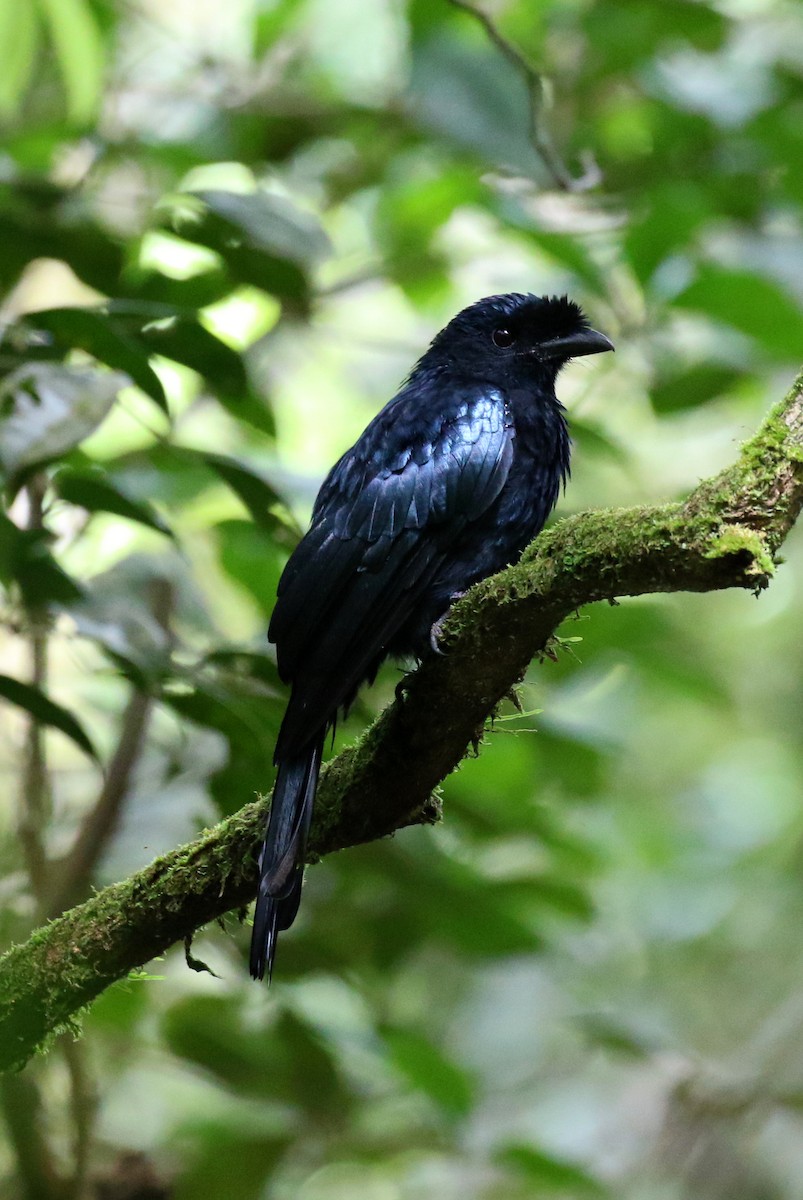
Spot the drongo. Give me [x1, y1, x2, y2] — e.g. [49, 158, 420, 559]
[251, 292, 613, 980]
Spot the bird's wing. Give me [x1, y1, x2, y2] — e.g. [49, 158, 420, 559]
[270, 385, 514, 754]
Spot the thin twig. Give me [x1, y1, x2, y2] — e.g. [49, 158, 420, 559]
[448, 0, 600, 192]
[0, 1074, 63, 1200]
[45, 577, 173, 919]
[60, 1035, 98, 1200]
[16, 478, 52, 897]
[2, 474, 62, 1197]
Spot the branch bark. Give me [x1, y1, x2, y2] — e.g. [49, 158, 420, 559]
[0, 369, 801, 1074]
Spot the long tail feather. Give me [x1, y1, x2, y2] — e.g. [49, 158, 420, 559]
[250, 735, 323, 981]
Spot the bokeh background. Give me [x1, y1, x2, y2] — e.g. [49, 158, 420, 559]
[1, 0, 803, 1197]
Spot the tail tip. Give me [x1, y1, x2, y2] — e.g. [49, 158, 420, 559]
[249, 898, 278, 984]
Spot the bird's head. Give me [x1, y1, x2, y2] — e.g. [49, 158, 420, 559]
[423, 292, 613, 389]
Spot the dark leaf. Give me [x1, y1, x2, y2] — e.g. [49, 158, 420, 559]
[202, 456, 283, 530]
[0, 513, 83, 606]
[214, 519, 285, 615]
[651, 363, 744, 413]
[575, 1014, 654, 1060]
[54, 468, 172, 535]
[173, 1130, 288, 1200]
[107, 305, 247, 397]
[163, 996, 345, 1114]
[190, 189, 329, 264]
[625, 181, 710, 283]
[497, 1143, 605, 1195]
[23, 308, 167, 409]
[162, 190, 329, 308]
[383, 1028, 474, 1116]
[0, 673, 97, 760]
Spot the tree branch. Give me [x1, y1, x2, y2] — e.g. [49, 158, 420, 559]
[0, 369, 801, 1074]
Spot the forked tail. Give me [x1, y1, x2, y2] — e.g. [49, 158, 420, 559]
[250, 735, 324, 981]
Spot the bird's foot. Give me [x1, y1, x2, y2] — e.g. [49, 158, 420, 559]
[429, 615, 448, 656]
[429, 591, 467, 656]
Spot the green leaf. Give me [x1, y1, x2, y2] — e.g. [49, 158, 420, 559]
[70, 555, 179, 679]
[651, 363, 744, 413]
[135, 314, 247, 397]
[214, 519, 284, 615]
[0, 513, 82, 606]
[575, 1014, 653, 1059]
[54, 468, 173, 536]
[104, 444, 290, 525]
[0, 3, 41, 118]
[0, 363, 124, 483]
[625, 181, 710, 283]
[496, 1144, 605, 1195]
[201, 454, 283, 530]
[162, 190, 329, 307]
[676, 267, 803, 360]
[173, 1130, 288, 1200]
[191, 189, 329, 265]
[375, 167, 482, 299]
[570, 417, 627, 462]
[108, 306, 275, 435]
[38, 0, 104, 124]
[0, 673, 97, 760]
[383, 1028, 474, 1116]
[410, 35, 542, 176]
[162, 676, 284, 813]
[202, 648, 284, 692]
[24, 308, 167, 410]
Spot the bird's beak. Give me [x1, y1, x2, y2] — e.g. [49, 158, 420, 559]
[536, 327, 614, 361]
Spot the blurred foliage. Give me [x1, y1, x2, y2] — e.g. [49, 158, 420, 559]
[0, 0, 802, 1197]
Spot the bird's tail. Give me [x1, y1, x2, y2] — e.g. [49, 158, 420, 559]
[250, 734, 323, 982]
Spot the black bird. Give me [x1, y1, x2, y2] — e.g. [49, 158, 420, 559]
[250, 292, 613, 980]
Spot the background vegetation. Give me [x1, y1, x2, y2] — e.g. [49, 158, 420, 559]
[0, 0, 802, 1196]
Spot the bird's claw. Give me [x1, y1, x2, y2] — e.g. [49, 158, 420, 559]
[429, 617, 448, 656]
[429, 591, 467, 656]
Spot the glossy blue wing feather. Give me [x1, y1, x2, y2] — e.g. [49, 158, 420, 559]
[270, 385, 514, 719]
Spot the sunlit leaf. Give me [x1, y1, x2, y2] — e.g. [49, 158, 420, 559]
[37, 0, 105, 124]
[162, 190, 330, 308]
[0, 3, 41, 117]
[23, 308, 167, 410]
[0, 363, 124, 483]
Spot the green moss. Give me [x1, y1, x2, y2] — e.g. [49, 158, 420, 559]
[706, 525, 774, 577]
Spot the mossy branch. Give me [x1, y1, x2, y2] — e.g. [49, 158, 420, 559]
[1, 370, 802, 1073]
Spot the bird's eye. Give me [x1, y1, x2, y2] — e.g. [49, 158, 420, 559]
[492, 327, 515, 349]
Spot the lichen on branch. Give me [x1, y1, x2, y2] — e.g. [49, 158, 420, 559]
[0, 368, 801, 1074]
